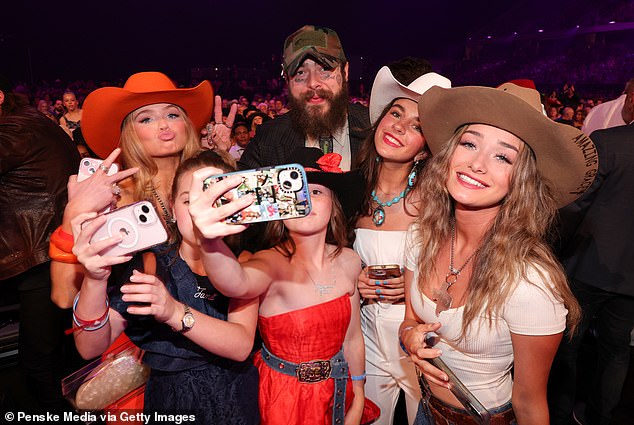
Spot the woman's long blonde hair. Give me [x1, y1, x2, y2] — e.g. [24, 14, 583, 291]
[119, 105, 201, 203]
[413, 125, 581, 339]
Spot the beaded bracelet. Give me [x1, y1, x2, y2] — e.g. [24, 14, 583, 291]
[351, 373, 366, 381]
[65, 292, 110, 335]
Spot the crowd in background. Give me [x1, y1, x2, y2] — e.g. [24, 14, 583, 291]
[9, 75, 625, 160]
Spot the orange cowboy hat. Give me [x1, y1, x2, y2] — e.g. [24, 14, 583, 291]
[82, 72, 213, 159]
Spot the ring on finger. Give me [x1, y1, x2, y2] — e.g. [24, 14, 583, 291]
[112, 184, 121, 196]
[375, 288, 381, 295]
[99, 164, 109, 172]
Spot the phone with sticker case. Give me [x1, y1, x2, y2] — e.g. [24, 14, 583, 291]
[77, 157, 119, 182]
[203, 164, 312, 224]
[88, 201, 168, 257]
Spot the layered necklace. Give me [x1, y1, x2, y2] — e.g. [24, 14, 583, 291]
[432, 219, 481, 315]
[298, 259, 336, 297]
[151, 186, 176, 226]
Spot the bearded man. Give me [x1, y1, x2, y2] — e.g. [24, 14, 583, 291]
[239, 25, 369, 171]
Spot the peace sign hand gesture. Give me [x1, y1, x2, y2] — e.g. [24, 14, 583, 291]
[202, 95, 238, 151]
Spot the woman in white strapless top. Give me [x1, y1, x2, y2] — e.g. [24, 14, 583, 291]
[352, 62, 451, 425]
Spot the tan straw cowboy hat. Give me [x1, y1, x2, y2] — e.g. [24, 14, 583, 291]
[418, 82, 598, 207]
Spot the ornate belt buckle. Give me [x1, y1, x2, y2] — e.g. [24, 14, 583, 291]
[296, 360, 331, 383]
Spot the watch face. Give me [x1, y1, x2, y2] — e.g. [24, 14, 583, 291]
[183, 313, 195, 329]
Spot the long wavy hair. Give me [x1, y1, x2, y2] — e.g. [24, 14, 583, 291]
[352, 100, 429, 221]
[413, 125, 581, 339]
[265, 191, 349, 259]
[119, 105, 201, 204]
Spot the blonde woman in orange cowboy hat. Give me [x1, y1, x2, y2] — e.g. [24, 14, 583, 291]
[50, 71, 212, 305]
[398, 81, 596, 424]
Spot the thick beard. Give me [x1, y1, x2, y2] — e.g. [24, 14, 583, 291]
[287, 80, 349, 139]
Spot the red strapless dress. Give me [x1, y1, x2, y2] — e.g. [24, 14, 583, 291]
[254, 295, 354, 425]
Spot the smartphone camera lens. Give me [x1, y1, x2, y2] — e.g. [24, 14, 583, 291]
[89, 167, 96, 174]
[290, 171, 299, 180]
[141, 205, 150, 213]
[82, 160, 91, 167]
[139, 214, 147, 223]
[282, 180, 292, 190]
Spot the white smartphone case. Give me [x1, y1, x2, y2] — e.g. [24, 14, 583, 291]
[89, 201, 168, 257]
[77, 158, 119, 182]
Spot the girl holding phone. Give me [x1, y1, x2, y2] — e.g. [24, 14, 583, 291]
[188, 148, 373, 425]
[70, 151, 260, 423]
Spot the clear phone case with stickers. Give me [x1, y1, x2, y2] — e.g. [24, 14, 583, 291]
[203, 163, 312, 224]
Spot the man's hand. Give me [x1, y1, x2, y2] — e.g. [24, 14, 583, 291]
[201, 95, 238, 151]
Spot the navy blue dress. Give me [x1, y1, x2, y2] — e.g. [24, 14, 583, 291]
[108, 244, 259, 424]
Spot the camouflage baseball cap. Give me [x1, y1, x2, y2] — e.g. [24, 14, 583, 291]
[282, 25, 347, 76]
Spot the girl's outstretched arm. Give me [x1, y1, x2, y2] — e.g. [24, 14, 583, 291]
[188, 167, 275, 298]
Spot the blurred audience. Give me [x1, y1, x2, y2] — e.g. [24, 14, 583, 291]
[37, 99, 57, 123]
[556, 106, 575, 126]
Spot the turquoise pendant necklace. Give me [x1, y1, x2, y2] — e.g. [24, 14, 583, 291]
[371, 186, 411, 226]
[370, 161, 419, 226]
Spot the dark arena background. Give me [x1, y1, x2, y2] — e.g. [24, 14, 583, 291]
[1, 0, 632, 100]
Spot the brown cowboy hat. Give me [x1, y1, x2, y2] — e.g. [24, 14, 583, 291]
[418, 82, 598, 207]
[82, 72, 213, 159]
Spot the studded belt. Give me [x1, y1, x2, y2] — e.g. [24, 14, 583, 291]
[260, 343, 348, 424]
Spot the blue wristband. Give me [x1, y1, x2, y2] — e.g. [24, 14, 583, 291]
[399, 325, 415, 355]
[399, 338, 410, 355]
[351, 373, 366, 381]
